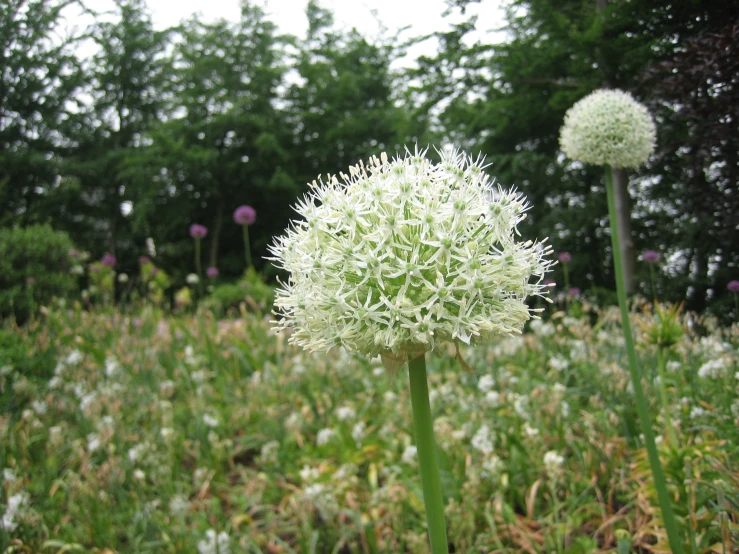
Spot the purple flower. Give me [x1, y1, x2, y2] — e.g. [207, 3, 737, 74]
[206, 266, 219, 278]
[234, 205, 257, 226]
[26, 276, 36, 286]
[68, 248, 80, 259]
[558, 252, 572, 264]
[642, 250, 660, 263]
[568, 287, 581, 297]
[139, 256, 151, 265]
[189, 224, 208, 239]
[728, 280, 739, 293]
[101, 254, 117, 268]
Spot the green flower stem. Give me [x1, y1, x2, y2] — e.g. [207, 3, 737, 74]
[656, 347, 679, 447]
[194, 237, 204, 297]
[242, 224, 253, 269]
[648, 263, 657, 304]
[605, 165, 684, 554]
[407, 354, 449, 554]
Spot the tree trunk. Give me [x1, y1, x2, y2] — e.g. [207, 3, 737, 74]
[611, 167, 635, 294]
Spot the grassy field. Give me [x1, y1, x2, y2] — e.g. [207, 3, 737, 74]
[1, 300, 737, 553]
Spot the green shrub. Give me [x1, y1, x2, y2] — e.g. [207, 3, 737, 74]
[0, 225, 77, 324]
[205, 268, 274, 315]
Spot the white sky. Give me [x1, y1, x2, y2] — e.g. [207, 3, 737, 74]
[65, 0, 506, 64]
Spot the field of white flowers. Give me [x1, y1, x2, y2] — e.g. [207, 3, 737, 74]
[1, 300, 738, 553]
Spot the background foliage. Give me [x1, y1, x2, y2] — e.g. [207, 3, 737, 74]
[1, 0, 737, 316]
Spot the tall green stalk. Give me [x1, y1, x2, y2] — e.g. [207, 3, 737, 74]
[242, 224, 253, 269]
[605, 165, 684, 554]
[408, 354, 449, 554]
[194, 237, 204, 297]
[648, 263, 658, 304]
[656, 347, 678, 447]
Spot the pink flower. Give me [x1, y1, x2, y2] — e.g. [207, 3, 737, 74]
[558, 252, 572, 264]
[206, 266, 219, 278]
[189, 224, 208, 239]
[568, 287, 581, 297]
[139, 256, 151, 265]
[234, 205, 256, 226]
[642, 250, 660, 263]
[728, 280, 739, 293]
[101, 254, 117, 267]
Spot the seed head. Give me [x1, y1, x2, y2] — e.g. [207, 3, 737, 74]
[559, 89, 656, 168]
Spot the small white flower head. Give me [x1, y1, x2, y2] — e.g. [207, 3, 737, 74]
[543, 450, 565, 476]
[169, 494, 189, 516]
[198, 529, 230, 554]
[316, 427, 336, 446]
[477, 374, 495, 393]
[351, 421, 366, 445]
[335, 405, 355, 421]
[2, 491, 30, 531]
[269, 147, 553, 367]
[401, 445, 418, 465]
[559, 89, 656, 168]
[471, 423, 495, 455]
[186, 273, 200, 286]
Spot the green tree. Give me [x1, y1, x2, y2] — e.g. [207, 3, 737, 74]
[137, 1, 294, 277]
[0, 0, 85, 226]
[61, 0, 172, 263]
[416, 0, 737, 310]
[286, 0, 422, 186]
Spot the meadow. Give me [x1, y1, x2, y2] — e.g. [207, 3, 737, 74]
[2, 298, 737, 553]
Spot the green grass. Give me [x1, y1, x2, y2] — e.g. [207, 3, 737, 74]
[1, 300, 737, 553]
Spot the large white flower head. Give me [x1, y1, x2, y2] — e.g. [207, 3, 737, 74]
[559, 89, 656, 168]
[268, 147, 553, 367]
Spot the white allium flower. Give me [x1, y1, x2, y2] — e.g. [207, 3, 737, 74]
[197, 529, 230, 554]
[117, 273, 129, 283]
[186, 273, 200, 286]
[559, 89, 656, 168]
[269, 147, 553, 367]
